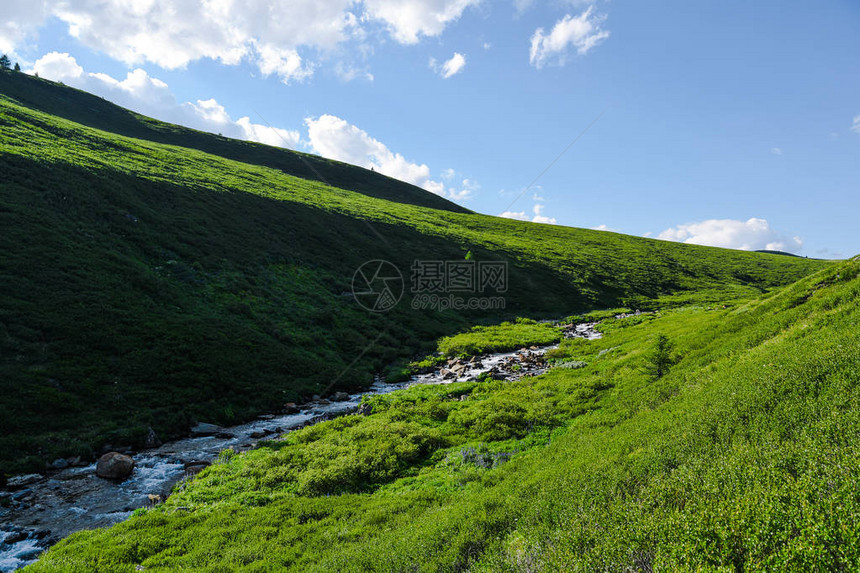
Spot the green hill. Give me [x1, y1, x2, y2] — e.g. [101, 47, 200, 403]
[0, 70, 829, 474]
[26, 258, 860, 572]
[0, 70, 470, 214]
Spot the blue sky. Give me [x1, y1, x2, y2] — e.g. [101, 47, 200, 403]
[2, 0, 858, 257]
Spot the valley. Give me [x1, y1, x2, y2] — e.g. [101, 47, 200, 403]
[1, 71, 857, 572]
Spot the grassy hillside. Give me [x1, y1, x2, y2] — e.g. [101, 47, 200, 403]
[0, 71, 471, 214]
[0, 70, 829, 474]
[28, 257, 860, 572]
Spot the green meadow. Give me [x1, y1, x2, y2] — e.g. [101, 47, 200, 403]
[27, 257, 860, 571]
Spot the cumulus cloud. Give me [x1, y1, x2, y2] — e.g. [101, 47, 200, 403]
[529, 7, 610, 69]
[500, 203, 557, 224]
[499, 210, 529, 221]
[656, 218, 803, 253]
[255, 44, 314, 83]
[305, 114, 474, 201]
[430, 52, 466, 78]
[2, 1, 478, 82]
[363, 0, 480, 44]
[29, 52, 300, 148]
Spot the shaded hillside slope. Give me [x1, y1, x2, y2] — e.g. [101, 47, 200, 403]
[0, 77, 829, 473]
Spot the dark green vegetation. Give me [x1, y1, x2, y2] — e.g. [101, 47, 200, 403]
[0, 70, 829, 475]
[28, 258, 860, 571]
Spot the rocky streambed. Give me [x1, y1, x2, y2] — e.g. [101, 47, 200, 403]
[0, 322, 600, 571]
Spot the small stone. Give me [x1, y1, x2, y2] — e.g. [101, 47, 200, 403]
[11, 489, 32, 501]
[6, 474, 44, 488]
[49, 458, 69, 470]
[4, 530, 28, 544]
[282, 402, 300, 415]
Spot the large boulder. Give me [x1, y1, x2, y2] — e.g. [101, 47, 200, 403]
[330, 392, 350, 402]
[96, 452, 135, 480]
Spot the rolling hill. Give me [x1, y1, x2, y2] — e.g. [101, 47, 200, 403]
[0, 69, 830, 475]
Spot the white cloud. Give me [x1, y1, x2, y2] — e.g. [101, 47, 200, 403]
[30, 51, 83, 80]
[771, 147, 783, 155]
[431, 52, 466, 78]
[529, 7, 610, 69]
[499, 210, 529, 221]
[2, 1, 477, 82]
[531, 203, 557, 224]
[305, 114, 473, 201]
[449, 178, 479, 200]
[500, 203, 557, 224]
[363, 0, 480, 44]
[591, 224, 618, 232]
[852, 115, 860, 134]
[656, 218, 803, 253]
[255, 44, 314, 84]
[29, 52, 300, 148]
[0, 0, 47, 55]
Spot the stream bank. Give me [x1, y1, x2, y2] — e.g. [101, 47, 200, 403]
[0, 322, 600, 572]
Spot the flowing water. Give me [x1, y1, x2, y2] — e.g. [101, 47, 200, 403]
[0, 323, 600, 571]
